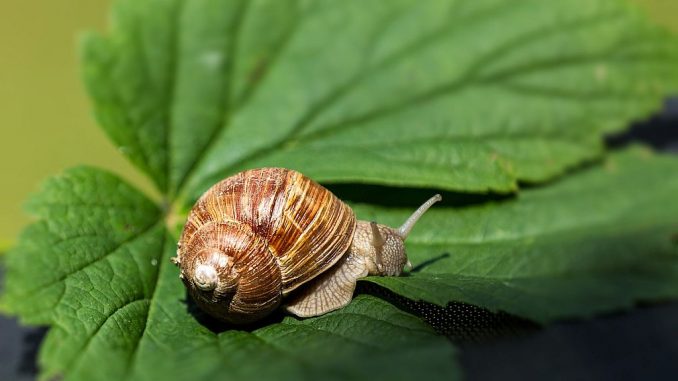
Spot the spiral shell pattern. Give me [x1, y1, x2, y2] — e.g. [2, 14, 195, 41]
[178, 168, 356, 323]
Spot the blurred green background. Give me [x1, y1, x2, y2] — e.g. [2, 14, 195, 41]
[1, 0, 677, 250]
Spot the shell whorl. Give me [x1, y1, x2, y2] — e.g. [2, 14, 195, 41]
[180, 221, 281, 323]
[176, 168, 356, 324]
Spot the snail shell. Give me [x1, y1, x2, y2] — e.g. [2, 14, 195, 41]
[173, 167, 441, 324]
[175, 168, 355, 323]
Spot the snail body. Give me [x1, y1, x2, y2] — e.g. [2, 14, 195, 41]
[172, 168, 440, 324]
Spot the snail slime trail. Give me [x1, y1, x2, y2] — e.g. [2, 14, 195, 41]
[172, 168, 441, 324]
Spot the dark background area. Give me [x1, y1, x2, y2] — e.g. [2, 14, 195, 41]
[1, 98, 677, 380]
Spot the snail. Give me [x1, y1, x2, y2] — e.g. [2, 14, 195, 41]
[171, 168, 441, 324]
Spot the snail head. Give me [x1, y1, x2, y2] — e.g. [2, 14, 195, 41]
[353, 194, 441, 276]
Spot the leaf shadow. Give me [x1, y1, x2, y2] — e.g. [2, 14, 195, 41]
[605, 97, 678, 152]
[181, 292, 288, 334]
[355, 282, 539, 343]
[409, 252, 451, 273]
[181, 273, 539, 343]
[324, 183, 515, 209]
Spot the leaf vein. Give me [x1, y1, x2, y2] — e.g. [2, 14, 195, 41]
[122, 229, 167, 379]
[68, 298, 150, 374]
[173, 0, 251, 194]
[15, 220, 162, 300]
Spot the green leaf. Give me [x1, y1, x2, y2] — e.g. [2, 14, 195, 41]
[5, 0, 678, 379]
[4, 151, 678, 380]
[1, 167, 458, 381]
[1, 167, 163, 324]
[82, 0, 678, 199]
[364, 148, 678, 323]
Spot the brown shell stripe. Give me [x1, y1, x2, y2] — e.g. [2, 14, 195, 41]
[218, 223, 281, 316]
[270, 171, 356, 293]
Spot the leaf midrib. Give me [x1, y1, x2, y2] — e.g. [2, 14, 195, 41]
[67, 298, 151, 377]
[171, 0, 251, 196]
[122, 228, 169, 379]
[160, 0, 187, 196]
